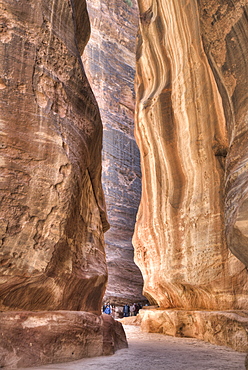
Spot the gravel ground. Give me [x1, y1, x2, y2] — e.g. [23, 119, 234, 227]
[25, 325, 246, 370]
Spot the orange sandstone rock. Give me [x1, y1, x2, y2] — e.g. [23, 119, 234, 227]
[197, 0, 248, 268]
[133, 0, 248, 310]
[0, 311, 128, 368]
[139, 308, 248, 352]
[0, 0, 128, 367]
[0, 0, 108, 314]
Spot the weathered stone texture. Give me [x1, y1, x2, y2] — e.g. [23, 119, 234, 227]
[133, 0, 248, 310]
[0, 311, 127, 368]
[197, 0, 248, 267]
[83, 0, 145, 304]
[0, 0, 109, 314]
[102, 313, 128, 356]
[139, 308, 248, 352]
[0, 0, 129, 367]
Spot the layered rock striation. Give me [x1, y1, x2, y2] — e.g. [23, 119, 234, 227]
[83, 0, 145, 304]
[0, 0, 127, 367]
[0, 311, 127, 368]
[0, 0, 108, 314]
[197, 0, 248, 268]
[133, 0, 248, 312]
[139, 308, 248, 352]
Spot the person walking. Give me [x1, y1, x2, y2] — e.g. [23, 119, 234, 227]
[104, 303, 112, 315]
[123, 304, 130, 317]
[130, 303, 135, 316]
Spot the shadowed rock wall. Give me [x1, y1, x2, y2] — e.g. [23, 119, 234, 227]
[0, 0, 109, 314]
[83, 0, 145, 304]
[133, 0, 248, 310]
[0, 0, 129, 367]
[197, 0, 248, 268]
[0, 311, 127, 368]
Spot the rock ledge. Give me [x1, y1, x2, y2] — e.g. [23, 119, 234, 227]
[0, 311, 127, 368]
[139, 308, 248, 352]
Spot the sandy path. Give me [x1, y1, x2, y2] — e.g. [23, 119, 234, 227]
[27, 325, 246, 370]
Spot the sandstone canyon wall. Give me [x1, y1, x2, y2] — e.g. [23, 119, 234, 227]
[133, 0, 248, 351]
[83, 0, 145, 304]
[133, 0, 248, 311]
[198, 0, 248, 268]
[0, 0, 108, 314]
[0, 0, 127, 367]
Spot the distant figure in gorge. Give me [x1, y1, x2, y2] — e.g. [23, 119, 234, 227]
[123, 304, 130, 317]
[130, 303, 136, 316]
[103, 303, 112, 315]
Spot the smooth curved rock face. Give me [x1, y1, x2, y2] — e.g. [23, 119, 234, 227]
[0, 0, 109, 314]
[83, 0, 145, 304]
[133, 0, 248, 310]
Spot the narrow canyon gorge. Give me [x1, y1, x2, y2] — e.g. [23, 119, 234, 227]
[0, 0, 248, 368]
[83, 0, 145, 305]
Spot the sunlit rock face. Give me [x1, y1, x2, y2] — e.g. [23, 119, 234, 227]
[133, 0, 248, 310]
[0, 0, 109, 314]
[83, 0, 145, 304]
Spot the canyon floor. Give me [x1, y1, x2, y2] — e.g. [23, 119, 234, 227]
[25, 325, 246, 370]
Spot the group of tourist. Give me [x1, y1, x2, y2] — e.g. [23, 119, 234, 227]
[102, 302, 144, 318]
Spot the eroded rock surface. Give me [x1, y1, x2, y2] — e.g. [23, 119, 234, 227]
[0, 311, 127, 368]
[0, 0, 129, 367]
[197, 0, 248, 268]
[133, 0, 248, 311]
[139, 308, 248, 352]
[83, 0, 145, 304]
[102, 313, 129, 355]
[0, 0, 108, 313]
